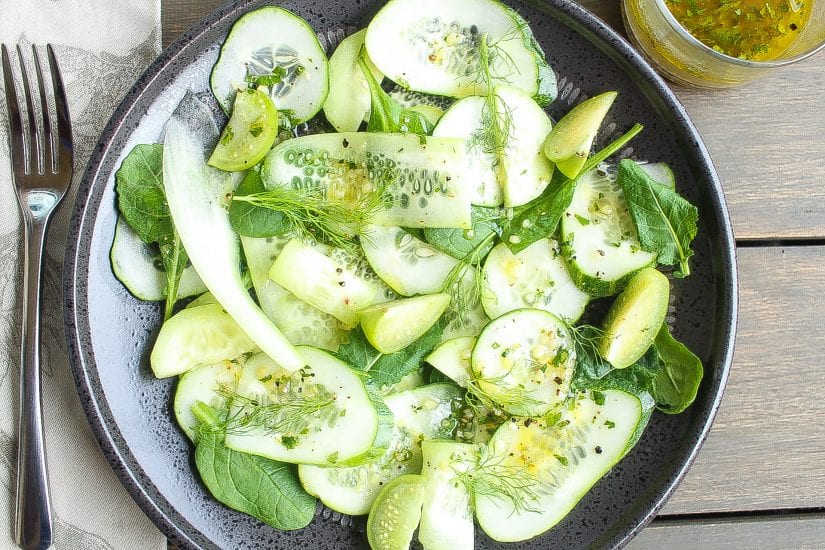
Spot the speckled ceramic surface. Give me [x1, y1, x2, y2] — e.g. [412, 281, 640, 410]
[63, 0, 738, 548]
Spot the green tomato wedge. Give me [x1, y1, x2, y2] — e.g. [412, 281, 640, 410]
[358, 293, 451, 353]
[599, 267, 670, 369]
[208, 88, 278, 172]
[367, 474, 427, 550]
[543, 91, 617, 179]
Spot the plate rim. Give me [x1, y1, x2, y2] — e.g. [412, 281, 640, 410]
[63, 0, 739, 548]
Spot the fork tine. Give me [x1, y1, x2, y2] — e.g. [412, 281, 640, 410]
[32, 46, 54, 175]
[46, 45, 71, 175]
[2, 45, 27, 178]
[16, 44, 41, 176]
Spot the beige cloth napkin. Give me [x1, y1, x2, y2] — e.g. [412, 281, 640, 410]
[0, 1, 167, 548]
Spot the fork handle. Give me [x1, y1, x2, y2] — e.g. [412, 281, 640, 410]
[15, 215, 53, 550]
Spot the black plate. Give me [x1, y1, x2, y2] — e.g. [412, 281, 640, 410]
[64, 0, 738, 548]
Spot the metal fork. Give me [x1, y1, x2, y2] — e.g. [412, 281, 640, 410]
[1, 44, 73, 550]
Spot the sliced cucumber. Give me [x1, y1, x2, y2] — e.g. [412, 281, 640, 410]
[150, 303, 257, 379]
[298, 383, 463, 515]
[431, 96, 502, 207]
[472, 309, 575, 417]
[365, 0, 554, 103]
[418, 440, 475, 550]
[361, 225, 459, 296]
[474, 389, 643, 542]
[388, 87, 455, 111]
[544, 91, 617, 179]
[185, 291, 218, 309]
[260, 132, 473, 229]
[367, 474, 427, 550]
[323, 29, 383, 132]
[241, 235, 349, 351]
[208, 88, 278, 171]
[423, 206, 500, 260]
[432, 86, 554, 208]
[599, 267, 670, 369]
[110, 216, 206, 302]
[425, 336, 475, 388]
[562, 169, 656, 297]
[163, 92, 304, 372]
[408, 104, 444, 127]
[639, 161, 676, 189]
[174, 360, 242, 441]
[358, 293, 451, 354]
[210, 6, 329, 122]
[225, 348, 384, 465]
[268, 238, 391, 327]
[481, 239, 589, 322]
[495, 86, 554, 207]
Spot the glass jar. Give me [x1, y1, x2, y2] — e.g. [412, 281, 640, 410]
[621, 0, 825, 88]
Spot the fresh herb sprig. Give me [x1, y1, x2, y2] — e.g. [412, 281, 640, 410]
[229, 171, 391, 250]
[441, 231, 498, 322]
[452, 445, 542, 514]
[215, 385, 339, 439]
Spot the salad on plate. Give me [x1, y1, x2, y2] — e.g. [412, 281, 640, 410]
[110, 0, 704, 547]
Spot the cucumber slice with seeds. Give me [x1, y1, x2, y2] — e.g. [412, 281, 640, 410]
[562, 169, 656, 297]
[260, 132, 473, 229]
[481, 239, 589, 322]
[599, 267, 670, 369]
[268, 238, 392, 327]
[361, 225, 459, 296]
[323, 29, 383, 132]
[418, 440, 475, 550]
[472, 309, 575, 417]
[110, 216, 206, 302]
[474, 389, 644, 542]
[388, 87, 455, 111]
[210, 6, 329, 122]
[150, 303, 257, 379]
[365, 0, 554, 102]
[241, 235, 349, 351]
[298, 383, 463, 515]
[224, 348, 384, 465]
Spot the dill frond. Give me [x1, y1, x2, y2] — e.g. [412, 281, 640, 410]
[216, 385, 340, 437]
[452, 445, 543, 514]
[441, 231, 497, 323]
[233, 183, 391, 250]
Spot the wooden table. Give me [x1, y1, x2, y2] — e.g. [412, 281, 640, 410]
[163, 1, 825, 548]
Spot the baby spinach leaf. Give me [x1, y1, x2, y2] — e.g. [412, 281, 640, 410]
[424, 206, 501, 259]
[500, 173, 576, 254]
[357, 55, 433, 136]
[650, 324, 703, 414]
[192, 403, 316, 530]
[115, 143, 188, 319]
[617, 159, 698, 278]
[336, 318, 448, 388]
[228, 170, 289, 237]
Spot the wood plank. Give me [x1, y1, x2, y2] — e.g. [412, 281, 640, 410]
[630, 514, 825, 549]
[663, 245, 825, 514]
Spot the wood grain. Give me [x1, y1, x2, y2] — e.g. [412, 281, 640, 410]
[162, 0, 825, 240]
[630, 514, 825, 549]
[662, 245, 825, 514]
